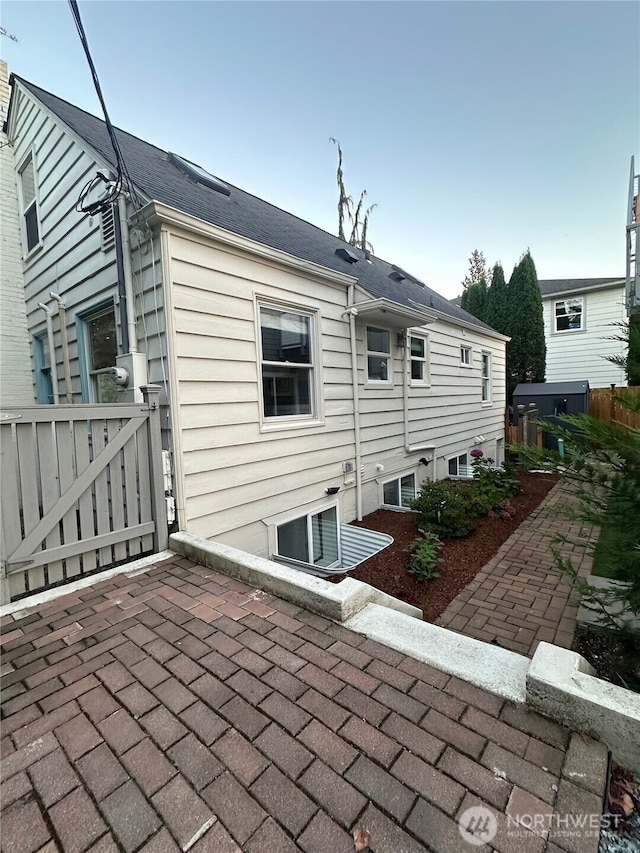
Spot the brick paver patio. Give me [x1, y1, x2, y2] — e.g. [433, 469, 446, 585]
[436, 482, 597, 657]
[1, 554, 609, 852]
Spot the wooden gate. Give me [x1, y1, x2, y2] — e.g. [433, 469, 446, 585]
[1, 386, 168, 604]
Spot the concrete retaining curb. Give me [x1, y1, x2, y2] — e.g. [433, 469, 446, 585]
[169, 532, 422, 623]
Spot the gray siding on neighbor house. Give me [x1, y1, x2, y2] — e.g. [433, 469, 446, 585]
[7, 82, 169, 406]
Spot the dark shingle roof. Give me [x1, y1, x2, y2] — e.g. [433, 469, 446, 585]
[538, 278, 624, 297]
[14, 76, 499, 335]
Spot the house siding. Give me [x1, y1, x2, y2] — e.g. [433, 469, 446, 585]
[0, 63, 33, 406]
[164, 228, 356, 557]
[164, 224, 507, 558]
[543, 285, 627, 387]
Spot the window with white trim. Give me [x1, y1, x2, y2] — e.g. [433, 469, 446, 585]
[481, 351, 491, 402]
[18, 152, 41, 253]
[367, 326, 391, 383]
[460, 345, 472, 366]
[448, 453, 471, 478]
[410, 335, 429, 385]
[276, 506, 339, 567]
[554, 297, 583, 332]
[260, 305, 315, 419]
[33, 333, 53, 404]
[382, 473, 416, 509]
[84, 306, 119, 403]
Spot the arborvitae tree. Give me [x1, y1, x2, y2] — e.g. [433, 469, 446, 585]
[486, 263, 508, 334]
[461, 278, 489, 323]
[506, 250, 546, 397]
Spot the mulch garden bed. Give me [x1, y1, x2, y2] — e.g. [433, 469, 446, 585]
[330, 470, 559, 622]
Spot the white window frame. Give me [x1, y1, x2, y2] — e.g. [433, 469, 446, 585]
[274, 503, 341, 568]
[481, 351, 491, 403]
[17, 149, 42, 255]
[366, 326, 392, 386]
[381, 472, 417, 510]
[460, 344, 472, 367]
[448, 452, 471, 479]
[409, 334, 430, 386]
[257, 300, 320, 427]
[554, 297, 584, 333]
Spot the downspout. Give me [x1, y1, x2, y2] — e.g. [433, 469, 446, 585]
[403, 334, 436, 479]
[114, 196, 138, 354]
[346, 285, 363, 520]
[49, 293, 73, 403]
[38, 302, 59, 404]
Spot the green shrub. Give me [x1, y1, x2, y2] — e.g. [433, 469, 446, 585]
[407, 531, 443, 580]
[410, 480, 477, 538]
[469, 452, 521, 516]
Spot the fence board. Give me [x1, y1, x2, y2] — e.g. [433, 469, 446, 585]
[136, 419, 154, 554]
[122, 430, 142, 558]
[73, 420, 97, 573]
[1, 428, 23, 603]
[90, 419, 113, 568]
[107, 419, 128, 563]
[16, 423, 45, 592]
[56, 420, 82, 581]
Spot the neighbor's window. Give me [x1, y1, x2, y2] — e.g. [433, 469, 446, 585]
[448, 453, 471, 478]
[33, 333, 53, 404]
[367, 326, 391, 383]
[410, 335, 429, 384]
[481, 351, 491, 402]
[85, 307, 119, 403]
[277, 506, 339, 567]
[554, 298, 583, 332]
[382, 474, 416, 509]
[460, 345, 472, 366]
[260, 305, 314, 419]
[18, 152, 41, 253]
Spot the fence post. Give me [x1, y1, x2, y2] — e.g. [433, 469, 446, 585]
[141, 385, 168, 551]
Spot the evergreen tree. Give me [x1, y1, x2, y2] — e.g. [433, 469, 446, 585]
[462, 250, 491, 290]
[506, 251, 546, 397]
[461, 278, 489, 323]
[486, 263, 508, 333]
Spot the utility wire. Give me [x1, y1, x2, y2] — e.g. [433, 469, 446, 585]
[68, 0, 143, 214]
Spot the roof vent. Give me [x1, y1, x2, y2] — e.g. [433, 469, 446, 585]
[335, 247, 358, 264]
[168, 152, 231, 196]
[391, 265, 425, 287]
[389, 270, 405, 282]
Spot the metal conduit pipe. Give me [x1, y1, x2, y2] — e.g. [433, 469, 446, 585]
[117, 195, 138, 354]
[346, 284, 363, 520]
[49, 293, 73, 403]
[38, 302, 59, 404]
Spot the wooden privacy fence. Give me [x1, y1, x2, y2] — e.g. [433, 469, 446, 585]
[1, 385, 167, 604]
[589, 386, 640, 429]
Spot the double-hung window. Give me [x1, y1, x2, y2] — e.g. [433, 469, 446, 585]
[554, 297, 583, 332]
[277, 506, 339, 567]
[410, 335, 429, 385]
[382, 473, 416, 509]
[260, 305, 315, 419]
[367, 327, 391, 383]
[448, 453, 471, 478]
[79, 305, 119, 403]
[18, 152, 41, 253]
[481, 351, 491, 402]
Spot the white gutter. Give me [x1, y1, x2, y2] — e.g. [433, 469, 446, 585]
[345, 286, 363, 521]
[38, 302, 59, 404]
[118, 195, 138, 353]
[49, 293, 73, 403]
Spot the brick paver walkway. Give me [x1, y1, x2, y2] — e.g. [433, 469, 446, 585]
[436, 482, 597, 657]
[1, 555, 609, 852]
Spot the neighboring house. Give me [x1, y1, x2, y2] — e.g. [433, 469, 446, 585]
[0, 61, 33, 406]
[4, 72, 508, 573]
[539, 278, 627, 388]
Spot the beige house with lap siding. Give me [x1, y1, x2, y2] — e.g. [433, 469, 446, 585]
[3, 70, 508, 575]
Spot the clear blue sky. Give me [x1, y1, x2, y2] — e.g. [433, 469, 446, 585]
[2, 1, 638, 298]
